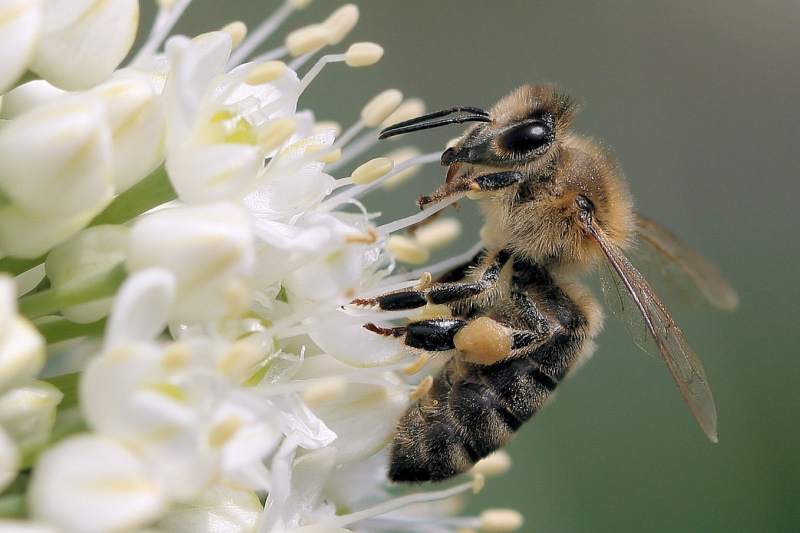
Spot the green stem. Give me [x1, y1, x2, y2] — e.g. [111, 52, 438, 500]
[89, 163, 176, 227]
[38, 317, 107, 345]
[18, 264, 126, 320]
[0, 493, 26, 518]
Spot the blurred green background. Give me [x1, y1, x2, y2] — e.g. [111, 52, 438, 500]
[146, 1, 799, 531]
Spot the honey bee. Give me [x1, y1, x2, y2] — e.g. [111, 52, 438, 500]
[356, 84, 737, 483]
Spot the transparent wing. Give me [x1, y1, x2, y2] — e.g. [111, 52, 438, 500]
[590, 223, 718, 442]
[633, 212, 738, 311]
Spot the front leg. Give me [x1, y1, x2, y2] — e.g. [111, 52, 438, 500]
[353, 250, 511, 311]
[417, 171, 523, 207]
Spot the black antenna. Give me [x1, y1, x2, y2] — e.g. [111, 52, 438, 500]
[378, 106, 491, 139]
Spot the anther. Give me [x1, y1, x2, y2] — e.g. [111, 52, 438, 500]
[314, 121, 341, 136]
[221, 21, 248, 49]
[301, 376, 347, 405]
[284, 24, 332, 56]
[287, 0, 313, 9]
[258, 117, 296, 153]
[361, 89, 403, 128]
[305, 144, 342, 163]
[344, 42, 384, 67]
[414, 272, 432, 290]
[469, 450, 512, 478]
[245, 61, 287, 85]
[409, 376, 433, 399]
[386, 235, 430, 264]
[323, 4, 359, 45]
[403, 352, 429, 374]
[414, 218, 462, 250]
[345, 228, 377, 244]
[479, 509, 524, 532]
[381, 99, 426, 130]
[351, 157, 394, 185]
[380, 148, 424, 190]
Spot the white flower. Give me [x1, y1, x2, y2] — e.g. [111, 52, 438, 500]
[126, 202, 255, 323]
[0, 1, 524, 531]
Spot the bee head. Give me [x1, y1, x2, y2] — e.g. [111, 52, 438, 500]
[440, 84, 577, 176]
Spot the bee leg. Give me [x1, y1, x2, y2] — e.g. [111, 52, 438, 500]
[353, 251, 511, 310]
[418, 171, 523, 207]
[365, 318, 468, 352]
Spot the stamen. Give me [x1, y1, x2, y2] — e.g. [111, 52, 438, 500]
[322, 4, 359, 45]
[351, 157, 394, 185]
[414, 272, 432, 290]
[403, 352, 429, 374]
[381, 239, 485, 286]
[244, 61, 287, 86]
[300, 376, 347, 404]
[221, 21, 248, 49]
[306, 144, 341, 163]
[414, 218, 462, 250]
[381, 99, 426, 131]
[314, 121, 341, 136]
[479, 509, 525, 532]
[410, 376, 433, 399]
[377, 192, 465, 235]
[469, 450, 512, 478]
[345, 42, 384, 67]
[286, 477, 482, 533]
[227, 1, 296, 67]
[258, 116, 296, 153]
[361, 89, 404, 128]
[131, 0, 193, 65]
[416, 303, 452, 318]
[285, 24, 332, 57]
[386, 235, 430, 264]
[345, 228, 377, 244]
[380, 147, 424, 190]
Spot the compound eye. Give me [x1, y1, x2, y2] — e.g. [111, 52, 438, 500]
[497, 121, 553, 154]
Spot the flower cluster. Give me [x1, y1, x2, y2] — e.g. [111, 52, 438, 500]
[0, 1, 523, 532]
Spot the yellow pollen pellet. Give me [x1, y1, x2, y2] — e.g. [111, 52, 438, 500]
[361, 89, 403, 128]
[386, 235, 430, 264]
[351, 157, 394, 185]
[345, 42, 384, 67]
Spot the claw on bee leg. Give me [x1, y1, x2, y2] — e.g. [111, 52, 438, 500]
[363, 323, 406, 337]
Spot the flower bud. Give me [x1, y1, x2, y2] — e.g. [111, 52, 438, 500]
[30, 0, 139, 90]
[126, 202, 255, 322]
[0, 0, 42, 94]
[0, 425, 19, 492]
[0, 277, 45, 396]
[45, 225, 129, 323]
[0, 380, 62, 449]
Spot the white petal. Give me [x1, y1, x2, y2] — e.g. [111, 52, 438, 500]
[0, 425, 19, 492]
[90, 76, 166, 191]
[0, 80, 65, 119]
[167, 143, 261, 203]
[308, 311, 408, 367]
[163, 32, 233, 152]
[156, 483, 262, 533]
[0, 0, 42, 94]
[104, 268, 175, 350]
[28, 435, 167, 533]
[0, 317, 45, 396]
[126, 202, 255, 322]
[30, 0, 139, 90]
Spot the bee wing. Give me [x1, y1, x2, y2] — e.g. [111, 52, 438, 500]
[633, 212, 738, 311]
[589, 223, 718, 442]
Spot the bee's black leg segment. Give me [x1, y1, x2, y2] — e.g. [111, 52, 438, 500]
[404, 318, 468, 351]
[471, 171, 524, 191]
